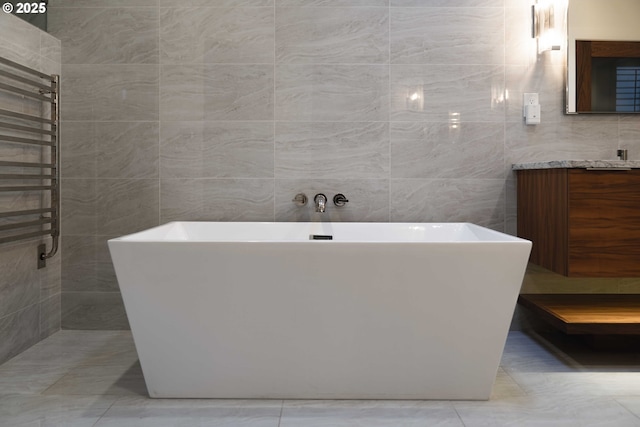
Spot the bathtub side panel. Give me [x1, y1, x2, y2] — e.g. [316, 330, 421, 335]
[109, 240, 531, 400]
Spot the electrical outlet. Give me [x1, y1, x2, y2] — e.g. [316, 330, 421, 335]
[523, 93, 539, 117]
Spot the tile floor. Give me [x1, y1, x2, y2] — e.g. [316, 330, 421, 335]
[0, 330, 639, 426]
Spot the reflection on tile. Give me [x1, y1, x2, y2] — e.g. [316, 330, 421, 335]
[390, 122, 504, 179]
[49, 7, 159, 64]
[390, 7, 503, 65]
[275, 122, 389, 179]
[161, 64, 274, 121]
[276, 7, 388, 64]
[160, 179, 275, 222]
[391, 64, 505, 122]
[276, 64, 389, 121]
[161, 7, 274, 64]
[160, 121, 274, 178]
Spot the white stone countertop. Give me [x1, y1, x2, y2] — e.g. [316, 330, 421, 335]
[512, 160, 640, 170]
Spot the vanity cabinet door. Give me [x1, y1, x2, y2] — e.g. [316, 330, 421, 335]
[568, 169, 640, 277]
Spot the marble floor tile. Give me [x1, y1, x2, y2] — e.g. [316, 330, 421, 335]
[93, 397, 282, 427]
[1, 330, 640, 426]
[42, 362, 147, 397]
[279, 400, 464, 427]
[0, 394, 117, 427]
[454, 395, 640, 427]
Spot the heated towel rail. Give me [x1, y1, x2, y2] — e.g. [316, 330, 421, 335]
[0, 56, 59, 268]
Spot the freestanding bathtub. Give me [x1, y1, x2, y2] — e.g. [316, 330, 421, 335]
[108, 221, 531, 400]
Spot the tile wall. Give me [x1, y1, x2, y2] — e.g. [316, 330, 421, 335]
[47, 0, 640, 329]
[0, 13, 62, 364]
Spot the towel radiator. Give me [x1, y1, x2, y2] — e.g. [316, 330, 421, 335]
[0, 56, 59, 268]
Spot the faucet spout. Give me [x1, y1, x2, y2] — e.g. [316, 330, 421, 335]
[314, 193, 327, 213]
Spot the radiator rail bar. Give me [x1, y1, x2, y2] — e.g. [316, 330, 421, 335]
[0, 55, 59, 265]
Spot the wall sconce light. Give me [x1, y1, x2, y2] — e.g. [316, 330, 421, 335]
[532, 0, 563, 52]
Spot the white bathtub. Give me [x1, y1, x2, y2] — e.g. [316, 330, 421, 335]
[108, 221, 531, 400]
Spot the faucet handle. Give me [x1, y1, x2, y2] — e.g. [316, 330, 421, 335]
[292, 193, 308, 206]
[333, 193, 349, 207]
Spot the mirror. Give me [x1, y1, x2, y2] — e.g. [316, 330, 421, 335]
[566, 0, 640, 113]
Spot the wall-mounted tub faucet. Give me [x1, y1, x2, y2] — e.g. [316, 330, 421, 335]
[314, 193, 327, 213]
[333, 193, 349, 207]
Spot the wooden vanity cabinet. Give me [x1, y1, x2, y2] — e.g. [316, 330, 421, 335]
[517, 168, 640, 277]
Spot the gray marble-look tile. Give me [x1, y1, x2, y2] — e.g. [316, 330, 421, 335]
[275, 179, 389, 222]
[62, 292, 130, 330]
[61, 122, 96, 179]
[455, 395, 640, 427]
[95, 398, 282, 427]
[0, 13, 41, 61]
[60, 178, 97, 236]
[96, 122, 159, 179]
[41, 32, 62, 64]
[160, 178, 275, 222]
[391, 64, 505, 122]
[391, 0, 503, 7]
[161, 64, 274, 121]
[275, 122, 389, 179]
[389, 178, 505, 230]
[161, 7, 274, 64]
[619, 116, 640, 160]
[96, 179, 159, 236]
[62, 236, 98, 293]
[390, 7, 504, 65]
[280, 400, 464, 427]
[50, 0, 157, 5]
[0, 394, 116, 427]
[275, 7, 388, 64]
[62, 64, 159, 121]
[390, 122, 504, 179]
[160, 121, 274, 179]
[616, 397, 640, 420]
[0, 305, 39, 365]
[0, 362, 69, 394]
[3, 330, 136, 368]
[276, 64, 389, 121]
[506, 117, 620, 168]
[44, 362, 147, 397]
[40, 294, 61, 341]
[49, 7, 159, 64]
[96, 236, 120, 294]
[0, 243, 40, 318]
[277, 0, 387, 5]
[161, 0, 274, 5]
